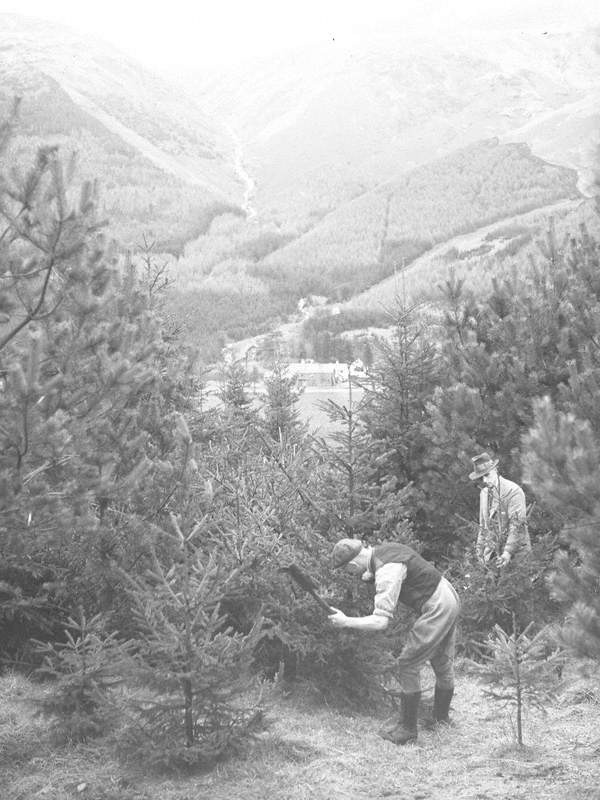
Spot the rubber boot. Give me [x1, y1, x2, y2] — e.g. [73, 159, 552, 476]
[380, 692, 420, 745]
[378, 693, 407, 737]
[424, 685, 454, 729]
[433, 686, 454, 724]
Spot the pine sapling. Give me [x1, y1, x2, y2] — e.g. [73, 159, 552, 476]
[119, 511, 264, 770]
[473, 615, 565, 746]
[34, 610, 132, 743]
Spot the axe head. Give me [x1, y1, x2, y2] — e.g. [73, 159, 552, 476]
[280, 563, 319, 593]
[280, 563, 334, 615]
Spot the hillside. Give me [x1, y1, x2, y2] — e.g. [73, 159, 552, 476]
[190, 24, 600, 228]
[348, 195, 595, 321]
[345, 196, 600, 314]
[0, 14, 245, 252]
[203, 195, 599, 373]
[255, 139, 580, 292]
[2, 13, 599, 363]
[163, 138, 587, 361]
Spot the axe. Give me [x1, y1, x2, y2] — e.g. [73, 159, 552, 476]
[280, 563, 335, 615]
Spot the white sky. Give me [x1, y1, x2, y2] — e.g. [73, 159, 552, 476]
[0, 0, 599, 71]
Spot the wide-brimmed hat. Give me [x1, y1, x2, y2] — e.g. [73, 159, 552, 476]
[331, 538, 363, 568]
[469, 452, 499, 481]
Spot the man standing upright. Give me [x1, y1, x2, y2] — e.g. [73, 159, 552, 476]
[329, 538, 460, 745]
[469, 452, 531, 568]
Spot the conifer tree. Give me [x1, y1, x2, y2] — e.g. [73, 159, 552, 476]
[524, 397, 600, 660]
[0, 101, 104, 353]
[358, 302, 442, 550]
[0, 125, 122, 648]
[218, 359, 251, 408]
[520, 230, 600, 658]
[0, 231, 165, 642]
[420, 228, 598, 557]
[309, 376, 414, 542]
[260, 361, 303, 442]
[315, 378, 367, 525]
[119, 417, 264, 769]
[34, 610, 133, 743]
[473, 617, 564, 746]
[0, 116, 197, 655]
[121, 519, 264, 769]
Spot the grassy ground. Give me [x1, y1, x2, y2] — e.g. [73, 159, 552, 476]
[1, 667, 599, 800]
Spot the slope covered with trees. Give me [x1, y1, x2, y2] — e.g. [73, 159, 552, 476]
[259, 139, 579, 281]
[0, 14, 244, 253]
[165, 140, 582, 361]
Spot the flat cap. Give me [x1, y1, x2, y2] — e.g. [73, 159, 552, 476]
[331, 538, 363, 568]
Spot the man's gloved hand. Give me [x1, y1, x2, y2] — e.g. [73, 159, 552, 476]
[496, 551, 512, 568]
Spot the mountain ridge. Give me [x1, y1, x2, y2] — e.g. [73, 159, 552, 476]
[189, 25, 600, 227]
[0, 13, 246, 250]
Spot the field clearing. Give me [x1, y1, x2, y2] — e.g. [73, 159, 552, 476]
[198, 382, 366, 437]
[1, 667, 599, 799]
[296, 385, 366, 436]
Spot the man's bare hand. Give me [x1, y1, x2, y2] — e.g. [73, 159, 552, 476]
[328, 607, 348, 628]
[496, 552, 511, 568]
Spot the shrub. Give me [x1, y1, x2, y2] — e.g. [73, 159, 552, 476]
[450, 534, 560, 657]
[33, 612, 131, 744]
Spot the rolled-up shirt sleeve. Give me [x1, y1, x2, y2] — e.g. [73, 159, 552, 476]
[373, 563, 407, 618]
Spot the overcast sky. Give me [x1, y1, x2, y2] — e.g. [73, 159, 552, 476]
[0, 0, 599, 71]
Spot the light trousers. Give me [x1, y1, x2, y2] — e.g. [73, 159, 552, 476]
[395, 576, 460, 693]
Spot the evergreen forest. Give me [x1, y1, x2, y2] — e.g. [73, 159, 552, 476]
[2, 103, 600, 786]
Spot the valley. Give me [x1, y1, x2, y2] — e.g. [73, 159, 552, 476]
[224, 121, 258, 219]
[189, 26, 600, 225]
[1, 12, 599, 367]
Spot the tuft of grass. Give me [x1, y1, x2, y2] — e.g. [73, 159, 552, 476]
[0, 672, 51, 769]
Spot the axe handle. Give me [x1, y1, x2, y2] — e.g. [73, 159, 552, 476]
[304, 586, 335, 615]
[284, 567, 335, 614]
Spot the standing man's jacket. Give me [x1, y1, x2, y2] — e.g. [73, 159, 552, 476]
[477, 476, 531, 563]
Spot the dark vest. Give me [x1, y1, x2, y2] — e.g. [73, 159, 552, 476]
[370, 542, 441, 613]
